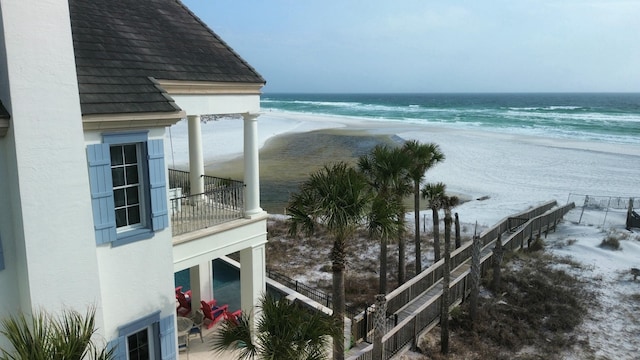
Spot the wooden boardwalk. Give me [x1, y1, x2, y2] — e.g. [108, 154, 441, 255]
[394, 262, 471, 322]
[346, 201, 576, 360]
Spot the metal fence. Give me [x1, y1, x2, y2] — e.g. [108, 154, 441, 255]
[565, 193, 639, 228]
[266, 268, 361, 319]
[348, 201, 575, 359]
[168, 169, 245, 236]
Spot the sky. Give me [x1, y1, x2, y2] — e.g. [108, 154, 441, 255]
[183, 0, 640, 93]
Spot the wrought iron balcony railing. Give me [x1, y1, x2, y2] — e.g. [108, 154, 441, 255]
[168, 169, 245, 236]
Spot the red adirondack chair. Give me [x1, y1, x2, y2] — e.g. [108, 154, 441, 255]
[175, 288, 192, 317]
[200, 300, 228, 329]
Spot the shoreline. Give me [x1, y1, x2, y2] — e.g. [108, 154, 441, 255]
[168, 110, 640, 225]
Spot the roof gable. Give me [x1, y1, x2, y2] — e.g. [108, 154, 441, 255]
[69, 0, 265, 115]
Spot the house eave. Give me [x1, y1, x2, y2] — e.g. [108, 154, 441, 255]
[156, 80, 264, 95]
[82, 110, 185, 132]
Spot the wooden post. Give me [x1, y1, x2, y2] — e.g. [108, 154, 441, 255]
[492, 234, 503, 291]
[454, 212, 461, 249]
[470, 231, 481, 327]
[372, 294, 386, 360]
[627, 198, 633, 231]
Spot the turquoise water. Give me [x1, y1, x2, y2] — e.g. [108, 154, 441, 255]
[262, 93, 640, 145]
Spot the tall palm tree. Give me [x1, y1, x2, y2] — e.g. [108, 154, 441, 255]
[0, 308, 113, 360]
[358, 144, 412, 288]
[403, 141, 444, 274]
[421, 182, 447, 263]
[212, 295, 337, 360]
[287, 162, 372, 360]
[440, 193, 459, 355]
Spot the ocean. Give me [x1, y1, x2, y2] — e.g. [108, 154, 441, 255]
[261, 93, 640, 145]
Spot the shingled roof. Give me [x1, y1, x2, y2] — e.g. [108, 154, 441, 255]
[69, 0, 265, 115]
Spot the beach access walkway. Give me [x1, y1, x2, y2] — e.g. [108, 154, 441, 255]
[346, 200, 576, 360]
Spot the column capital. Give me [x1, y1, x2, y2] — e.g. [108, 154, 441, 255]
[242, 112, 260, 122]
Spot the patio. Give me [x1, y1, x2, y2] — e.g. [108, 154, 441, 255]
[178, 321, 242, 360]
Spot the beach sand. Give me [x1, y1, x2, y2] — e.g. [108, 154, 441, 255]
[169, 110, 640, 225]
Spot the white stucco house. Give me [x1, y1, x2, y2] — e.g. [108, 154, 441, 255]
[0, 0, 267, 358]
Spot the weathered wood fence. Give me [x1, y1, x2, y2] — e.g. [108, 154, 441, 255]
[348, 200, 575, 360]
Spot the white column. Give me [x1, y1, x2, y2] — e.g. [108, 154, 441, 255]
[243, 113, 264, 216]
[188, 261, 213, 311]
[240, 243, 266, 314]
[187, 115, 204, 195]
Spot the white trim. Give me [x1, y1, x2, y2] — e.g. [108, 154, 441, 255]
[156, 80, 263, 95]
[82, 111, 185, 131]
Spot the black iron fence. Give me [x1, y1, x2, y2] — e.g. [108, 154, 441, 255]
[168, 169, 245, 236]
[266, 268, 361, 319]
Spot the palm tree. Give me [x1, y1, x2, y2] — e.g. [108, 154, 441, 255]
[440, 194, 459, 355]
[358, 144, 412, 288]
[421, 182, 447, 263]
[402, 141, 444, 275]
[212, 295, 337, 360]
[287, 162, 372, 360]
[0, 308, 113, 360]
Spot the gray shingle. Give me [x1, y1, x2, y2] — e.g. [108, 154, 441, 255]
[69, 0, 265, 116]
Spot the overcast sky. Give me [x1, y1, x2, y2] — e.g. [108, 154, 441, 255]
[183, 0, 640, 93]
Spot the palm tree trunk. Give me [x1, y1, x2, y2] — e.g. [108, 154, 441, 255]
[380, 235, 388, 294]
[414, 183, 422, 274]
[398, 213, 406, 284]
[332, 239, 346, 360]
[441, 209, 452, 354]
[432, 208, 441, 262]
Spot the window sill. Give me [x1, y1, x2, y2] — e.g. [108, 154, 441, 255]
[112, 228, 154, 247]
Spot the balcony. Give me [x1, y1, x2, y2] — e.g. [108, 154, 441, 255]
[168, 169, 245, 236]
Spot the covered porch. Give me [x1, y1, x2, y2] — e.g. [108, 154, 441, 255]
[163, 81, 267, 331]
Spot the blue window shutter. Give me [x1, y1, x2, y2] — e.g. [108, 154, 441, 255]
[0, 235, 5, 271]
[147, 139, 168, 231]
[87, 144, 117, 244]
[107, 336, 126, 360]
[159, 314, 176, 360]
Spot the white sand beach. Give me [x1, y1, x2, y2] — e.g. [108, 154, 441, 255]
[168, 110, 640, 226]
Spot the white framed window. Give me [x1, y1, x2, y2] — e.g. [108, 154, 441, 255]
[86, 132, 168, 246]
[110, 143, 145, 230]
[126, 326, 155, 360]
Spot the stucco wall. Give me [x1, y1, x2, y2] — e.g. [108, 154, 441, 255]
[85, 128, 176, 337]
[0, 0, 105, 339]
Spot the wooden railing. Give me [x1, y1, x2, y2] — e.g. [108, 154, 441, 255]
[348, 201, 575, 359]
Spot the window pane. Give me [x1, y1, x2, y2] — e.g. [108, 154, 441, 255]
[110, 146, 123, 166]
[127, 329, 150, 360]
[124, 144, 137, 164]
[126, 187, 139, 205]
[114, 189, 125, 207]
[115, 208, 127, 228]
[126, 165, 139, 185]
[128, 206, 140, 225]
[112, 168, 125, 187]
